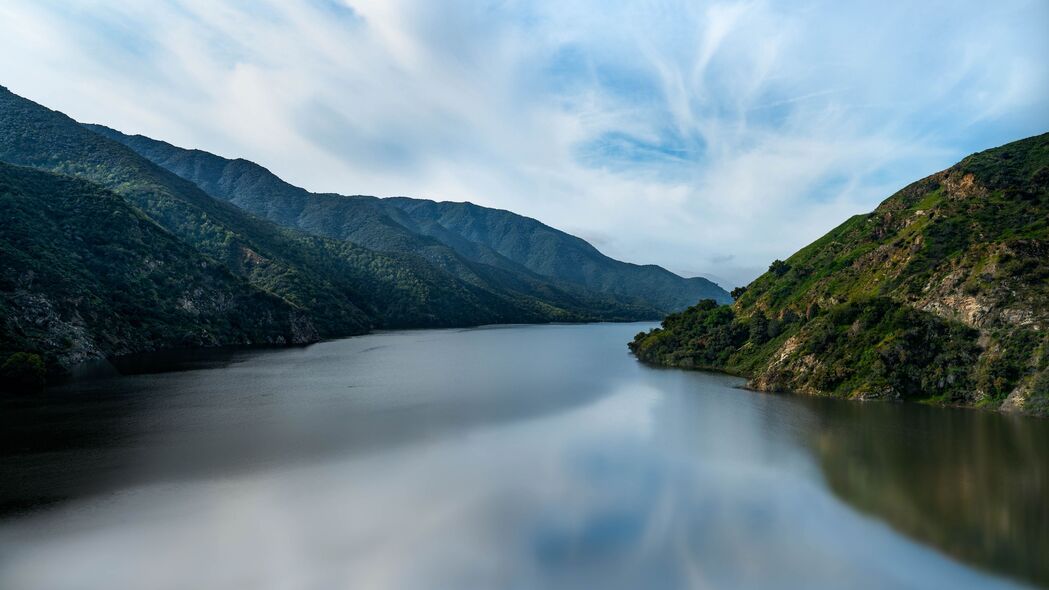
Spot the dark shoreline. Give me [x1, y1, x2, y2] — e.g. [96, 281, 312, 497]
[41, 320, 663, 387]
[628, 352, 1049, 420]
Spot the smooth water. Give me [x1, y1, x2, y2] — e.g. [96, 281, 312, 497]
[0, 323, 1045, 589]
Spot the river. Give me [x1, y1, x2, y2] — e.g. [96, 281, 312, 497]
[0, 323, 1045, 589]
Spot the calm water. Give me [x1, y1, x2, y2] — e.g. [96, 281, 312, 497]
[0, 323, 1046, 589]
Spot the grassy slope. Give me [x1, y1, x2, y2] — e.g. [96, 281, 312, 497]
[631, 133, 1049, 415]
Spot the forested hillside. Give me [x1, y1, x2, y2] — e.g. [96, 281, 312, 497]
[1, 85, 710, 383]
[87, 124, 729, 312]
[0, 163, 312, 376]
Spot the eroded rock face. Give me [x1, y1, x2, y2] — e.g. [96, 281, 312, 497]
[289, 312, 320, 344]
[920, 293, 991, 328]
[942, 171, 988, 200]
[1001, 383, 1031, 413]
[7, 291, 104, 367]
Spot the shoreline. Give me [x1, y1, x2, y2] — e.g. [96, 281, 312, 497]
[628, 353, 1048, 420]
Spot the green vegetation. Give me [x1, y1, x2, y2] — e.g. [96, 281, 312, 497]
[0, 352, 45, 393]
[0, 162, 307, 380]
[632, 132, 1049, 416]
[0, 85, 731, 383]
[87, 123, 730, 312]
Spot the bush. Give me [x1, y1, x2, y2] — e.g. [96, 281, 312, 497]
[0, 352, 46, 393]
[769, 260, 791, 276]
[749, 312, 770, 344]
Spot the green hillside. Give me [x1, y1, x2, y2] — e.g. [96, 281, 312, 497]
[382, 198, 732, 309]
[86, 124, 729, 312]
[0, 86, 659, 354]
[0, 163, 311, 375]
[631, 133, 1049, 416]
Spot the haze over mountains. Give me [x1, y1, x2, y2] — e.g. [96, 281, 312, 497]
[0, 86, 727, 376]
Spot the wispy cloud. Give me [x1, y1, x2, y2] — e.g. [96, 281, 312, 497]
[1, 0, 1046, 286]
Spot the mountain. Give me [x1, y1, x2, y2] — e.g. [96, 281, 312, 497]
[85, 124, 730, 311]
[631, 133, 1049, 416]
[380, 198, 731, 309]
[0, 86, 657, 328]
[0, 162, 315, 371]
[0, 85, 726, 380]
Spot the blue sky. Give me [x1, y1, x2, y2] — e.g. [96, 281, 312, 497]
[1, 0, 1047, 286]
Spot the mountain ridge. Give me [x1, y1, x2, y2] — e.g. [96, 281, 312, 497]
[0, 85, 728, 382]
[0, 85, 663, 331]
[85, 123, 730, 311]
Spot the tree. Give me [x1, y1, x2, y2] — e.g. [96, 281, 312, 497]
[730, 286, 748, 300]
[749, 312, 770, 344]
[769, 260, 790, 276]
[0, 352, 46, 393]
[767, 318, 782, 340]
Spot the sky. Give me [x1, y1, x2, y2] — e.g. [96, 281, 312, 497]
[1, 1, 1047, 287]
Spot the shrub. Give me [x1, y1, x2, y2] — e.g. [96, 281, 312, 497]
[769, 260, 791, 276]
[0, 352, 46, 393]
[749, 312, 770, 344]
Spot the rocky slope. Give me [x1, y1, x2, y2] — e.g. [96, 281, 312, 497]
[631, 133, 1049, 416]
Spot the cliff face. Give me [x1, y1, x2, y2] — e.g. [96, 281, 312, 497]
[631, 133, 1049, 416]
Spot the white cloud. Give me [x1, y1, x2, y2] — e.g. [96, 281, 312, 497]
[1, 0, 1046, 286]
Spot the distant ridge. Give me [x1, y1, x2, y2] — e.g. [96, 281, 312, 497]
[86, 124, 731, 311]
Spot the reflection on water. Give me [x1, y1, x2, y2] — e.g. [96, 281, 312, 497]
[803, 398, 1049, 586]
[0, 324, 1044, 589]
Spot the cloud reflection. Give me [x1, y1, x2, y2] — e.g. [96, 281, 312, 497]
[0, 354, 1023, 589]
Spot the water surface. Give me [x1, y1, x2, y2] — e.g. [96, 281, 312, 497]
[0, 323, 1045, 589]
